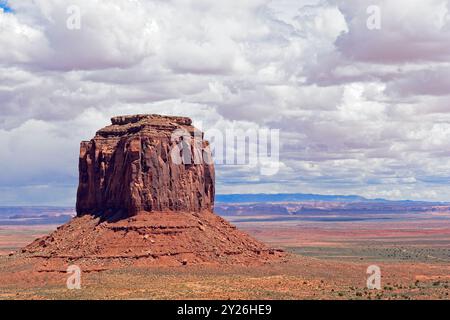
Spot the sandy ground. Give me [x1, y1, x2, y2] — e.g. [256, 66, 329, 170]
[0, 253, 449, 300]
[0, 215, 449, 300]
[0, 225, 57, 255]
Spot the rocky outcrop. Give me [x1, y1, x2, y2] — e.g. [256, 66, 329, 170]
[23, 210, 284, 270]
[76, 114, 215, 219]
[21, 114, 284, 269]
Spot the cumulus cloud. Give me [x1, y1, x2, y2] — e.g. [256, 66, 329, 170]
[0, 0, 449, 204]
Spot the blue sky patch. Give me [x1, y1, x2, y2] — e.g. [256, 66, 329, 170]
[0, 0, 13, 13]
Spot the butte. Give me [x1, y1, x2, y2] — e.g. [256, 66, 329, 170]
[21, 114, 284, 271]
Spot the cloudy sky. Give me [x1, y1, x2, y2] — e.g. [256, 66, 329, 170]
[1, 0, 450, 205]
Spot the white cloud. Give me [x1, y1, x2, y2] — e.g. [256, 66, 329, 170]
[1, 0, 450, 204]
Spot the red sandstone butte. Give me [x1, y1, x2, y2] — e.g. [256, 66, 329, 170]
[76, 114, 215, 220]
[22, 114, 283, 269]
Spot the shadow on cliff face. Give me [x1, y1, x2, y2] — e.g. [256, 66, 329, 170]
[87, 209, 129, 223]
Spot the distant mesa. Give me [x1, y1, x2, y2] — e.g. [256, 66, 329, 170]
[216, 193, 368, 203]
[21, 114, 284, 270]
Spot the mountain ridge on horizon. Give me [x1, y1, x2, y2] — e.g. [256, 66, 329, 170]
[215, 193, 446, 204]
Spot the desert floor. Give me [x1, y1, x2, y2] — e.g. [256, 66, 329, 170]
[0, 215, 449, 300]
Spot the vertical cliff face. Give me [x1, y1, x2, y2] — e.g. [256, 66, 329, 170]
[76, 114, 215, 219]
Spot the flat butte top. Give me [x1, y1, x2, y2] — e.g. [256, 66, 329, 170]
[95, 114, 196, 139]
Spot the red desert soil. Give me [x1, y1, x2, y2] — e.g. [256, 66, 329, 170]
[1, 215, 450, 299]
[0, 225, 57, 255]
[1, 251, 449, 300]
